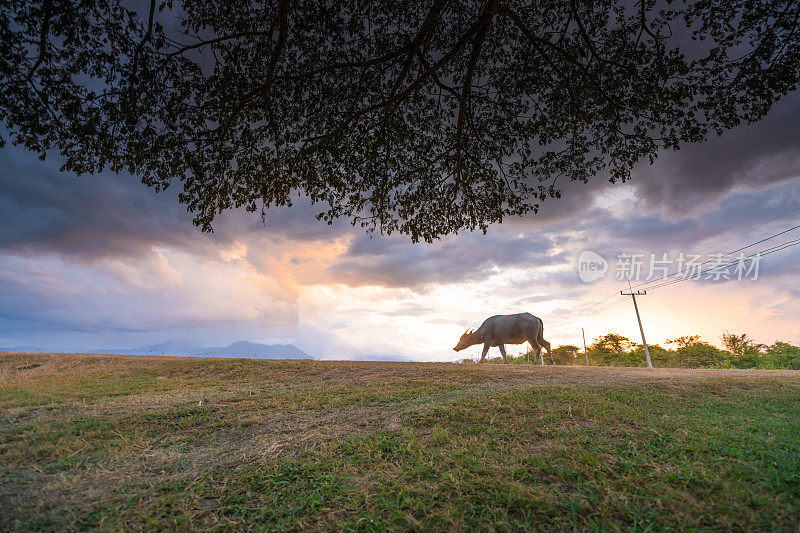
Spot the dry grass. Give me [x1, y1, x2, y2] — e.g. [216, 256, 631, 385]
[1, 352, 799, 531]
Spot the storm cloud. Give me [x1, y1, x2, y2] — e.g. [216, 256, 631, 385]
[1, 91, 800, 355]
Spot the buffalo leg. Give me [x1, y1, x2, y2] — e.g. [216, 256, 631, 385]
[479, 343, 490, 363]
[528, 337, 542, 364]
[499, 344, 508, 364]
[537, 321, 555, 364]
[542, 340, 553, 364]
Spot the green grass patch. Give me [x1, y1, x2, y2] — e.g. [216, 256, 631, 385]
[1, 353, 798, 530]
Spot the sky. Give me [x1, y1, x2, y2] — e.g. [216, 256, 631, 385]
[1, 93, 799, 361]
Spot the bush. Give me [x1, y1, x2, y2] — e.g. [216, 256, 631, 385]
[764, 342, 800, 370]
[674, 342, 723, 368]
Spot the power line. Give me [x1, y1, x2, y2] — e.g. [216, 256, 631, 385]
[638, 236, 800, 292]
[573, 208, 800, 320]
[643, 236, 800, 291]
[575, 291, 627, 316]
[576, 236, 800, 368]
[697, 205, 800, 252]
[711, 223, 800, 257]
[576, 216, 800, 316]
[628, 222, 800, 293]
[591, 295, 629, 314]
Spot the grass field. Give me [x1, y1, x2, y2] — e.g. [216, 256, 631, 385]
[1, 352, 799, 531]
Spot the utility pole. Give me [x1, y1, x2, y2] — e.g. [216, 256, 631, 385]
[620, 289, 652, 368]
[582, 328, 589, 366]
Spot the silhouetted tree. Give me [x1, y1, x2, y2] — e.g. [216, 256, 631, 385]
[666, 335, 702, 350]
[592, 333, 635, 354]
[551, 344, 580, 365]
[721, 331, 763, 357]
[2, 1, 799, 240]
[764, 342, 800, 370]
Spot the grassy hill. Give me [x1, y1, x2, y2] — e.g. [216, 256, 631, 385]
[1, 353, 798, 531]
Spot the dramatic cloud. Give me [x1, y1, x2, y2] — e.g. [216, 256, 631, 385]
[1, 93, 800, 356]
[327, 231, 565, 289]
[633, 95, 800, 213]
[0, 149, 201, 259]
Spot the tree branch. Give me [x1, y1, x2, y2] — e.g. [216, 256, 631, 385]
[128, 0, 157, 106]
[25, 0, 53, 83]
[163, 31, 270, 57]
[301, 3, 490, 149]
[260, 0, 291, 99]
[214, 0, 291, 141]
[570, 0, 622, 67]
[455, 0, 500, 201]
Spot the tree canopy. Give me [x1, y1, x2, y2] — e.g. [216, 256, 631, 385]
[2, 0, 799, 241]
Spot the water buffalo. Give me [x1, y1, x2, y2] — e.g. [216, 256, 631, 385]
[453, 312, 553, 364]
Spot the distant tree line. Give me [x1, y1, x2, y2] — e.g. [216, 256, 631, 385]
[466, 332, 800, 369]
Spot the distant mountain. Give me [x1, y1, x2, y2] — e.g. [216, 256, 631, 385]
[0, 345, 44, 353]
[142, 339, 205, 356]
[196, 341, 312, 359]
[89, 340, 313, 359]
[345, 354, 412, 362]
